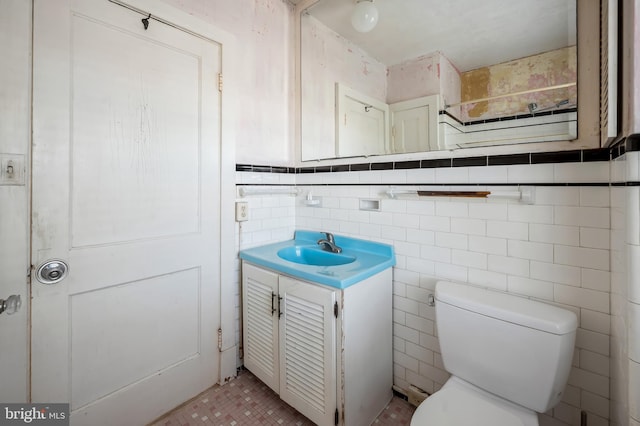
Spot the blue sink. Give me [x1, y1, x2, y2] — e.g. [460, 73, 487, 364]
[239, 230, 396, 289]
[277, 245, 356, 266]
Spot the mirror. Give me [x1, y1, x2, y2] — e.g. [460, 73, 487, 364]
[300, 0, 578, 161]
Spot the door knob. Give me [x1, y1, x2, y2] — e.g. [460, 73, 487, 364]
[36, 260, 69, 284]
[0, 295, 21, 315]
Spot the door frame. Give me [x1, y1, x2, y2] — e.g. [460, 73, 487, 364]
[0, 0, 32, 404]
[29, 0, 238, 394]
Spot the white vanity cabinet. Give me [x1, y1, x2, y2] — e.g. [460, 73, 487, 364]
[242, 262, 338, 425]
[242, 261, 393, 426]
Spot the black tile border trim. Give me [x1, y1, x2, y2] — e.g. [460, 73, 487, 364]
[439, 107, 578, 127]
[611, 182, 640, 186]
[452, 156, 487, 167]
[530, 150, 582, 164]
[487, 153, 530, 166]
[236, 182, 614, 187]
[438, 107, 578, 126]
[236, 148, 610, 174]
[236, 134, 640, 174]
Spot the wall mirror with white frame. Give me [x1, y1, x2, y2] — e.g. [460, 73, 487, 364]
[296, 0, 608, 162]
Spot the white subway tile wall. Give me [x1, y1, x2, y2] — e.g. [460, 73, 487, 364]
[233, 172, 297, 369]
[295, 183, 610, 425]
[235, 160, 615, 426]
[610, 151, 640, 426]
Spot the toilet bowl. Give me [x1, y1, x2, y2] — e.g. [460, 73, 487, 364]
[410, 281, 577, 426]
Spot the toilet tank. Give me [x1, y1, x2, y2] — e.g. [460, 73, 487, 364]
[435, 281, 577, 413]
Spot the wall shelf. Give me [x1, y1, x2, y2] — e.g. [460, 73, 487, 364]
[238, 187, 300, 197]
[384, 187, 535, 204]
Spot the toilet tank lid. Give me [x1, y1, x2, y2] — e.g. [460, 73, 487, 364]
[435, 281, 577, 335]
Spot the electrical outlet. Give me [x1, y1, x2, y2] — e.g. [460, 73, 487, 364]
[235, 201, 249, 222]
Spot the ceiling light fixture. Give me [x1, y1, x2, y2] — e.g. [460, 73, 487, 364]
[351, 0, 378, 33]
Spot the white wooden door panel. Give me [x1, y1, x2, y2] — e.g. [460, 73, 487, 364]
[392, 106, 429, 153]
[70, 12, 202, 246]
[70, 268, 201, 409]
[390, 94, 440, 153]
[279, 276, 337, 426]
[32, 0, 221, 424]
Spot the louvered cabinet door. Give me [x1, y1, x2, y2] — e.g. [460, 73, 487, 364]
[242, 262, 280, 393]
[278, 275, 338, 426]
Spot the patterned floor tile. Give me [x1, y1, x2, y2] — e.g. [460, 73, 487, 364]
[150, 370, 415, 425]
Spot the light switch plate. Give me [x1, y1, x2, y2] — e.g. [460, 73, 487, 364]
[0, 154, 25, 186]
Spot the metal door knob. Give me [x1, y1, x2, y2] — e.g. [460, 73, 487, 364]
[0, 295, 21, 315]
[36, 260, 69, 284]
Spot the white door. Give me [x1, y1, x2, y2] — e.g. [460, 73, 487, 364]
[31, 1, 221, 424]
[339, 97, 387, 157]
[390, 94, 440, 153]
[336, 83, 390, 158]
[391, 106, 430, 153]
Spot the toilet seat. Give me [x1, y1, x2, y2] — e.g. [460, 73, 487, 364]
[410, 377, 538, 426]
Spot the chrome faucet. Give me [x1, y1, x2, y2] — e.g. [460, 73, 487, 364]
[317, 232, 342, 253]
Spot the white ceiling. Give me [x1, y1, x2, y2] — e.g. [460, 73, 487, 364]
[302, 0, 576, 71]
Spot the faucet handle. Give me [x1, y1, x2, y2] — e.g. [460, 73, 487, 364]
[322, 232, 335, 243]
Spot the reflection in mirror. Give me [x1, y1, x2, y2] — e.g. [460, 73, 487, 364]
[300, 0, 577, 161]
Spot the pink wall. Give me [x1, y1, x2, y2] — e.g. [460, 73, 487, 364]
[161, 0, 296, 165]
[386, 52, 461, 108]
[386, 53, 442, 104]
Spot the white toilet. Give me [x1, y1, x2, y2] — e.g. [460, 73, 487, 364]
[411, 281, 578, 426]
